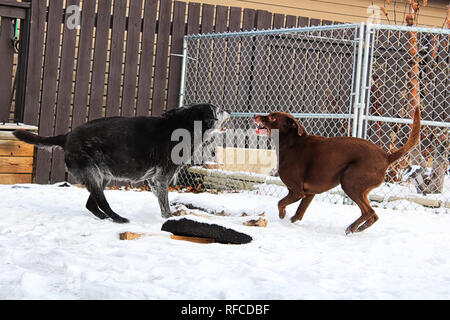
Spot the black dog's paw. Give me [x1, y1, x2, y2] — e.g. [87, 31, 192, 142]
[111, 216, 130, 224]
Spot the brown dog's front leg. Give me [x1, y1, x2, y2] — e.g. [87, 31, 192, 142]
[278, 189, 303, 219]
[291, 194, 315, 223]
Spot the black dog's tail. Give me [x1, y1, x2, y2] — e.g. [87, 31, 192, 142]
[13, 130, 67, 149]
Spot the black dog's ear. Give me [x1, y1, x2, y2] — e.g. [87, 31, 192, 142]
[287, 117, 304, 136]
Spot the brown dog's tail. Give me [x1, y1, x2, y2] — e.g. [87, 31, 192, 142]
[387, 106, 421, 164]
[13, 129, 67, 149]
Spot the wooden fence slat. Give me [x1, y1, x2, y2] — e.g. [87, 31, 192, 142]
[303, 51, 320, 113]
[301, 18, 322, 116]
[288, 16, 310, 112]
[420, 34, 437, 122]
[51, 0, 80, 183]
[194, 3, 214, 103]
[248, 10, 272, 113]
[89, 0, 112, 121]
[285, 15, 297, 28]
[336, 50, 354, 112]
[71, 0, 96, 129]
[256, 9, 271, 30]
[433, 34, 449, 122]
[315, 21, 333, 115]
[209, 5, 229, 106]
[183, 2, 200, 104]
[329, 21, 349, 118]
[151, 0, 172, 116]
[0, 18, 14, 122]
[23, 0, 46, 126]
[187, 2, 200, 35]
[443, 39, 449, 122]
[221, 7, 241, 112]
[322, 21, 345, 136]
[0, 157, 33, 173]
[278, 40, 296, 110]
[326, 27, 346, 136]
[0, 140, 34, 156]
[34, 0, 64, 184]
[228, 6, 241, 32]
[105, 0, 127, 117]
[276, 15, 297, 111]
[121, 0, 142, 117]
[266, 37, 285, 109]
[267, 12, 286, 110]
[266, 12, 283, 112]
[166, 1, 187, 110]
[136, 0, 157, 116]
[242, 8, 256, 31]
[289, 46, 308, 112]
[272, 13, 284, 29]
[214, 5, 228, 33]
[200, 3, 214, 33]
[383, 31, 403, 120]
[297, 16, 309, 27]
[310, 18, 321, 26]
[0, 173, 32, 184]
[233, 8, 256, 112]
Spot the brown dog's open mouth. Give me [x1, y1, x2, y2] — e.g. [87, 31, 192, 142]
[255, 124, 268, 136]
[254, 121, 270, 136]
[254, 115, 270, 136]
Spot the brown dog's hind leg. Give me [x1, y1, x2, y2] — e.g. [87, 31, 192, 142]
[291, 194, 315, 223]
[344, 193, 378, 235]
[355, 212, 379, 233]
[278, 189, 303, 219]
[341, 170, 380, 234]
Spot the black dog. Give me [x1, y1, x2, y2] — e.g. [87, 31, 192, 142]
[14, 104, 230, 223]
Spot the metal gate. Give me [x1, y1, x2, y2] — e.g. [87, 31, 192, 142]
[359, 24, 449, 212]
[178, 23, 450, 213]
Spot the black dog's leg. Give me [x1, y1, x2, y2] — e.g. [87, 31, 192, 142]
[148, 178, 171, 218]
[85, 180, 129, 224]
[92, 189, 129, 223]
[85, 195, 108, 220]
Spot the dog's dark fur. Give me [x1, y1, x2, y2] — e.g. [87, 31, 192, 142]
[14, 104, 230, 223]
[254, 107, 421, 234]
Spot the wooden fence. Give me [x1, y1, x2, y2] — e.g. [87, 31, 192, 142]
[0, 0, 348, 184]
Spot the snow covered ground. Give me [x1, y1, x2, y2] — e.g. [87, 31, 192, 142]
[1, 183, 450, 299]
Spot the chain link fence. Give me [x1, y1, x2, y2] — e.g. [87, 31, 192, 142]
[361, 24, 449, 212]
[177, 23, 449, 213]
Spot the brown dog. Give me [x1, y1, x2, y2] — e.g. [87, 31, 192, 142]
[254, 107, 421, 234]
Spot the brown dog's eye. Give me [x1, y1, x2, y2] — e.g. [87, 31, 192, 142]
[268, 116, 275, 122]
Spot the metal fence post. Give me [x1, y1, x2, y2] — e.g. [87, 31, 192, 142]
[178, 38, 188, 107]
[358, 23, 374, 139]
[351, 22, 366, 138]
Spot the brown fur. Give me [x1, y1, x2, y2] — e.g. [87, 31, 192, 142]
[254, 107, 421, 234]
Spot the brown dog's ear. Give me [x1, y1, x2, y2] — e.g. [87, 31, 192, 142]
[287, 117, 304, 136]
